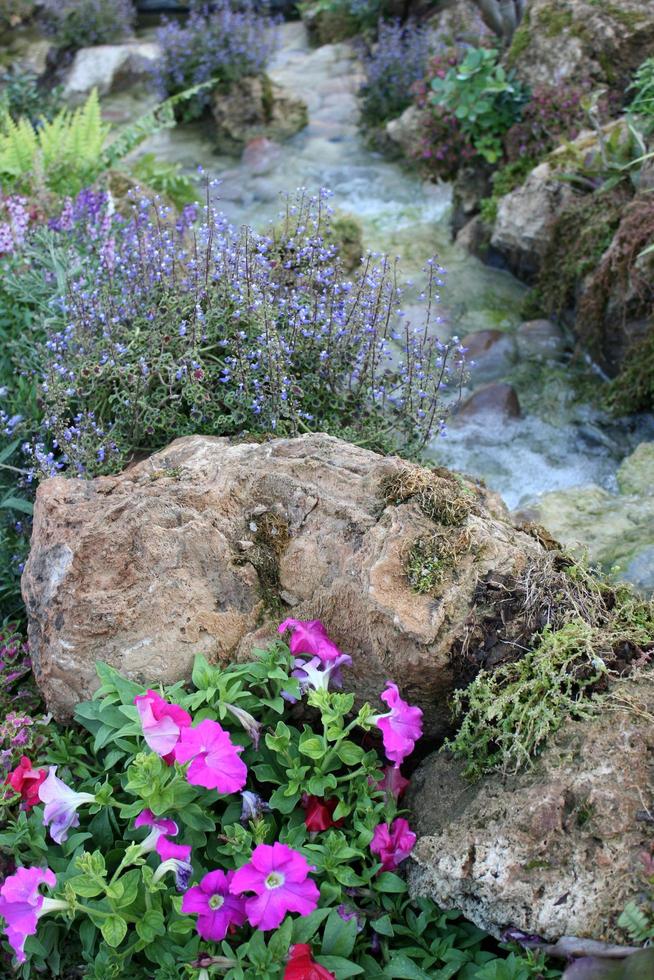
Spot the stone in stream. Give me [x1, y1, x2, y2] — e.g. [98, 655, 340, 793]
[211, 75, 308, 151]
[516, 319, 567, 360]
[407, 672, 654, 941]
[23, 433, 551, 724]
[459, 329, 515, 383]
[617, 442, 654, 496]
[241, 138, 283, 176]
[63, 42, 161, 98]
[456, 383, 521, 421]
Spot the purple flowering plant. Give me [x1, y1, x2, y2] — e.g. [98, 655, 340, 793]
[154, 0, 278, 120]
[25, 186, 463, 481]
[359, 19, 430, 128]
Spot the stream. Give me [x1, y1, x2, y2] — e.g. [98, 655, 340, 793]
[112, 20, 654, 587]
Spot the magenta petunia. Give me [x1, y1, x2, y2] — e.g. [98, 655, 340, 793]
[0, 866, 64, 964]
[290, 653, 352, 697]
[182, 869, 247, 941]
[134, 808, 179, 853]
[376, 765, 410, 800]
[278, 619, 344, 663]
[134, 690, 192, 759]
[37, 767, 96, 845]
[174, 719, 247, 794]
[370, 818, 416, 872]
[230, 842, 319, 931]
[372, 682, 423, 767]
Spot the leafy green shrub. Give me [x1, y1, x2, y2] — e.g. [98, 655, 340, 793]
[129, 154, 199, 210]
[0, 67, 63, 126]
[0, 624, 558, 978]
[429, 47, 529, 164]
[40, 0, 135, 51]
[628, 56, 654, 120]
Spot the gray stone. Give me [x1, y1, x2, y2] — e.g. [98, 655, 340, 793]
[408, 673, 654, 941]
[460, 329, 515, 382]
[211, 75, 307, 151]
[516, 319, 567, 360]
[63, 42, 160, 98]
[617, 442, 654, 497]
[619, 546, 654, 593]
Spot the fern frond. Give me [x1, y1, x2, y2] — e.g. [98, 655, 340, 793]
[0, 114, 38, 180]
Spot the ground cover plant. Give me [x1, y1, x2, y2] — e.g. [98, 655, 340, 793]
[0, 619, 559, 978]
[40, 0, 136, 51]
[153, 0, 278, 121]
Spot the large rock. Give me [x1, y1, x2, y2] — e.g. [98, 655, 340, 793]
[515, 444, 654, 592]
[211, 75, 308, 151]
[63, 42, 160, 98]
[506, 0, 654, 90]
[491, 161, 573, 282]
[385, 105, 425, 158]
[408, 673, 654, 941]
[22, 433, 549, 722]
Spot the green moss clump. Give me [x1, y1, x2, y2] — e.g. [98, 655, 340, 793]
[537, 190, 627, 318]
[446, 619, 608, 779]
[479, 158, 536, 225]
[406, 529, 471, 595]
[536, 6, 574, 38]
[506, 22, 531, 66]
[609, 327, 654, 415]
[447, 566, 654, 779]
[382, 465, 476, 526]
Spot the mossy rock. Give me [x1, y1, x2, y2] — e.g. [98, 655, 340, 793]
[617, 442, 654, 496]
[301, 4, 359, 46]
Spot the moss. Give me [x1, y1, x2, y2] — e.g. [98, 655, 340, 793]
[537, 189, 628, 318]
[479, 158, 536, 226]
[381, 465, 476, 527]
[609, 325, 654, 415]
[519, 287, 548, 321]
[260, 73, 274, 124]
[405, 528, 471, 595]
[506, 22, 531, 66]
[446, 553, 654, 779]
[328, 213, 363, 273]
[589, 0, 647, 30]
[536, 6, 574, 38]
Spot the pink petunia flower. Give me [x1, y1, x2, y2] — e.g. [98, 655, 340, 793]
[370, 818, 416, 872]
[230, 842, 319, 931]
[174, 719, 247, 794]
[37, 767, 96, 844]
[278, 619, 344, 663]
[134, 690, 192, 760]
[291, 654, 352, 696]
[0, 867, 67, 964]
[181, 869, 247, 941]
[372, 683, 423, 767]
[377, 765, 410, 800]
[153, 837, 193, 892]
[134, 808, 179, 853]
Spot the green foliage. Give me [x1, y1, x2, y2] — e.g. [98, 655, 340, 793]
[608, 329, 654, 415]
[429, 48, 529, 164]
[0, 645, 559, 978]
[0, 66, 63, 126]
[128, 154, 199, 210]
[406, 529, 471, 595]
[628, 57, 654, 120]
[446, 619, 608, 779]
[556, 116, 648, 193]
[0, 81, 215, 198]
[0, 0, 35, 29]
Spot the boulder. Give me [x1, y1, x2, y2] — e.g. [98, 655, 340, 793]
[211, 75, 307, 152]
[459, 329, 515, 382]
[408, 673, 654, 941]
[506, 0, 654, 90]
[385, 105, 425, 158]
[617, 442, 654, 496]
[516, 319, 567, 360]
[451, 161, 493, 238]
[22, 433, 550, 722]
[456, 383, 521, 421]
[454, 215, 492, 260]
[63, 41, 160, 98]
[491, 161, 573, 281]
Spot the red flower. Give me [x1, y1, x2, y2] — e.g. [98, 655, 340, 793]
[284, 944, 335, 980]
[301, 794, 344, 832]
[5, 757, 47, 810]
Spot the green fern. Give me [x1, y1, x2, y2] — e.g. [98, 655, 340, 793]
[618, 902, 654, 943]
[0, 80, 216, 198]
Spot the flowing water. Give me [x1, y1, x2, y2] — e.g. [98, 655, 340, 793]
[113, 21, 654, 584]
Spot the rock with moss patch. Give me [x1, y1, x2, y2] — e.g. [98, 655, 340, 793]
[506, 0, 654, 90]
[408, 670, 654, 941]
[23, 433, 556, 723]
[211, 75, 308, 152]
[617, 442, 654, 496]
